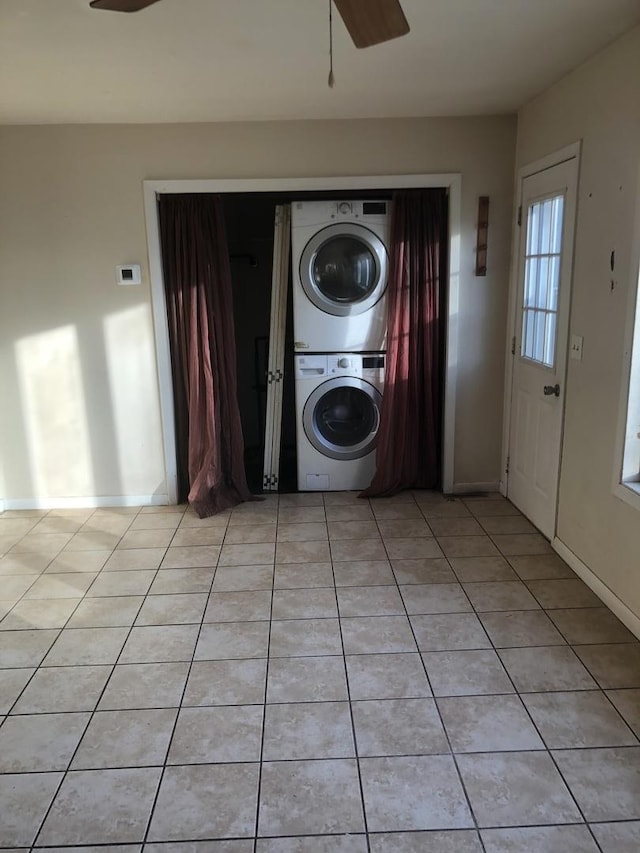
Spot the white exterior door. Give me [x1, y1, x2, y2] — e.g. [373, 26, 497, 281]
[507, 155, 579, 538]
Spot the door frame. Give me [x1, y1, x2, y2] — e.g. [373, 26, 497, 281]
[500, 142, 581, 533]
[143, 173, 462, 504]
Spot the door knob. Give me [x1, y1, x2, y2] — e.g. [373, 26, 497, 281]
[543, 384, 560, 397]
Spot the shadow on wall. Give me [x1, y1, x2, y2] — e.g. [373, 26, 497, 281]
[5, 303, 165, 504]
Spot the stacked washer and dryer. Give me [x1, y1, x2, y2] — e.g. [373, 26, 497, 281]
[291, 200, 390, 491]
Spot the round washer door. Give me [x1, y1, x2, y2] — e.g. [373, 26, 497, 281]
[299, 222, 388, 317]
[303, 376, 382, 461]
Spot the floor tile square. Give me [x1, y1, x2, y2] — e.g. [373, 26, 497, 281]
[1, 599, 79, 631]
[223, 524, 276, 545]
[275, 540, 331, 564]
[329, 520, 380, 541]
[24, 573, 97, 599]
[606, 689, 640, 736]
[463, 580, 540, 612]
[526, 578, 602, 608]
[522, 690, 637, 748]
[553, 747, 640, 821]
[410, 613, 491, 651]
[258, 759, 364, 836]
[211, 565, 274, 592]
[195, 621, 270, 660]
[400, 583, 472, 615]
[135, 593, 208, 626]
[346, 653, 431, 700]
[507, 554, 575, 580]
[463, 499, 520, 518]
[204, 590, 272, 622]
[42, 627, 128, 666]
[427, 518, 484, 537]
[218, 543, 274, 567]
[273, 562, 334, 589]
[0, 631, 60, 669]
[479, 610, 566, 648]
[369, 830, 482, 852]
[574, 644, 640, 688]
[171, 526, 226, 547]
[0, 553, 51, 575]
[184, 658, 267, 706]
[263, 701, 354, 760]
[258, 837, 367, 853]
[38, 767, 162, 845]
[549, 607, 637, 644]
[267, 655, 347, 703]
[71, 708, 177, 769]
[384, 539, 443, 560]
[149, 763, 259, 840]
[87, 570, 156, 597]
[150, 568, 215, 595]
[333, 560, 394, 586]
[437, 536, 499, 559]
[341, 615, 417, 654]
[481, 825, 599, 852]
[66, 531, 122, 551]
[423, 649, 514, 696]
[65, 596, 142, 628]
[277, 522, 328, 542]
[0, 667, 35, 713]
[437, 695, 544, 752]
[419, 503, 472, 520]
[120, 624, 199, 663]
[391, 558, 456, 584]
[117, 530, 174, 550]
[272, 588, 337, 619]
[130, 514, 180, 531]
[0, 712, 89, 772]
[12, 665, 111, 713]
[476, 515, 538, 535]
[168, 705, 263, 763]
[337, 586, 404, 617]
[498, 646, 597, 691]
[491, 534, 553, 556]
[0, 772, 63, 847]
[330, 539, 387, 562]
[449, 556, 517, 583]
[0, 575, 39, 599]
[352, 697, 448, 756]
[325, 504, 373, 523]
[360, 754, 473, 831]
[103, 548, 166, 571]
[277, 507, 326, 524]
[457, 751, 581, 827]
[590, 820, 640, 852]
[372, 504, 425, 521]
[269, 618, 342, 657]
[98, 662, 190, 710]
[377, 519, 433, 538]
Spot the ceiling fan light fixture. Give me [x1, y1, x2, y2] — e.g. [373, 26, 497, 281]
[333, 0, 410, 48]
[89, 0, 162, 12]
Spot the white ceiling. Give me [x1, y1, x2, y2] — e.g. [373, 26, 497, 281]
[1, 0, 640, 124]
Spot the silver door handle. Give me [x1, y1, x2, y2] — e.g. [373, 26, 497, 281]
[543, 384, 560, 397]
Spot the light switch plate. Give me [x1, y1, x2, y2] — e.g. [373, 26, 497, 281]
[570, 334, 583, 361]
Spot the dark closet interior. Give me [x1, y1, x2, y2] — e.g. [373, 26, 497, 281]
[222, 189, 393, 494]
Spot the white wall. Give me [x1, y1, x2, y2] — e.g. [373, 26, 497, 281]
[0, 116, 516, 505]
[515, 26, 640, 618]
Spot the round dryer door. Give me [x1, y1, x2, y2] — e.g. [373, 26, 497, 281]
[299, 222, 388, 317]
[303, 377, 382, 461]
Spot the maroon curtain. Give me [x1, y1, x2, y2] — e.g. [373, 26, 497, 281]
[362, 188, 448, 497]
[158, 194, 252, 517]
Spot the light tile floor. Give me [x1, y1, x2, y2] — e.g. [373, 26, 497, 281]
[1, 491, 640, 851]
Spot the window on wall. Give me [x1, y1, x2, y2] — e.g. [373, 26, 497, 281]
[621, 270, 640, 490]
[521, 195, 564, 368]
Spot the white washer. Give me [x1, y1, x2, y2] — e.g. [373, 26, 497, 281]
[291, 200, 390, 353]
[295, 352, 385, 491]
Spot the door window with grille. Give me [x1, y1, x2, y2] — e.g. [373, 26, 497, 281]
[521, 194, 565, 367]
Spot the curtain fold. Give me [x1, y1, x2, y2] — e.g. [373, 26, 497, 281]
[158, 193, 252, 517]
[361, 188, 448, 497]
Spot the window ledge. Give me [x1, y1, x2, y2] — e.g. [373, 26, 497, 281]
[614, 480, 640, 512]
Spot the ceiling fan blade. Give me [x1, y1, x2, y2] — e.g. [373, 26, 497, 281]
[333, 0, 409, 48]
[89, 0, 162, 11]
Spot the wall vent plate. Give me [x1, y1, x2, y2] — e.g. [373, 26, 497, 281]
[116, 264, 142, 285]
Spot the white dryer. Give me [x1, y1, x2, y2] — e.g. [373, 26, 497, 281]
[291, 200, 390, 353]
[295, 352, 385, 491]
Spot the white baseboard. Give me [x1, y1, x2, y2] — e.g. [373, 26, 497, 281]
[2, 495, 169, 511]
[553, 536, 640, 641]
[451, 481, 501, 495]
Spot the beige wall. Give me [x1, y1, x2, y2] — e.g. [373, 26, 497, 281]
[0, 115, 516, 504]
[515, 26, 640, 617]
